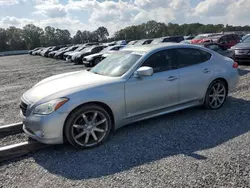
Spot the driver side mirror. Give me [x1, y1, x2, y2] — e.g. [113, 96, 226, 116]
[134, 66, 153, 77]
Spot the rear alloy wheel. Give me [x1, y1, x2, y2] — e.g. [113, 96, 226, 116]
[204, 80, 227, 109]
[64, 105, 112, 149]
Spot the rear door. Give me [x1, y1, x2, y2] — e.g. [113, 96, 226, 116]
[176, 48, 214, 104]
[228, 34, 240, 47]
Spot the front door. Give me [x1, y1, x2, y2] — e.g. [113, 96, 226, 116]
[125, 49, 179, 117]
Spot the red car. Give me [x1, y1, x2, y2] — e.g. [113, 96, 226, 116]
[191, 33, 221, 44]
[199, 34, 241, 49]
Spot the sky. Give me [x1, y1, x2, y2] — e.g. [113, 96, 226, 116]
[0, 0, 249, 36]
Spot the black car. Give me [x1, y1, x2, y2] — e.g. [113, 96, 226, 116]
[43, 45, 66, 57]
[28, 47, 42, 55]
[82, 45, 125, 67]
[74, 45, 106, 64]
[54, 45, 79, 59]
[230, 35, 250, 64]
[134, 39, 153, 45]
[196, 42, 234, 59]
[151, 36, 184, 44]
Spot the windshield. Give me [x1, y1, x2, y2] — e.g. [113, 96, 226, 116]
[151, 38, 162, 44]
[242, 35, 250, 43]
[74, 45, 84, 51]
[90, 51, 142, 77]
[100, 46, 112, 53]
[135, 40, 146, 45]
[80, 47, 91, 52]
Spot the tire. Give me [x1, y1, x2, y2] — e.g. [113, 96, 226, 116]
[64, 104, 112, 149]
[204, 80, 227, 110]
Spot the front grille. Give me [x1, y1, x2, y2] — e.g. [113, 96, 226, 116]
[20, 101, 28, 117]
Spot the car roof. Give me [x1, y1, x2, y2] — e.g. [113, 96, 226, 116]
[122, 43, 195, 53]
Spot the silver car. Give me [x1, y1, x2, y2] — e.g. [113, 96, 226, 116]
[20, 43, 239, 148]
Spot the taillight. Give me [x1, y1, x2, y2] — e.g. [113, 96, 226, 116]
[233, 62, 238, 68]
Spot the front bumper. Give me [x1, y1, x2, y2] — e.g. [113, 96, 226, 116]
[22, 111, 68, 144]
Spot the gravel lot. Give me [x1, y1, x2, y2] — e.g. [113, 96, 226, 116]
[0, 55, 250, 188]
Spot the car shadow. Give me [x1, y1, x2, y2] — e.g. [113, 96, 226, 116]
[32, 96, 250, 180]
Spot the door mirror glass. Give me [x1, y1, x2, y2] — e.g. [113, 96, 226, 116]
[134, 66, 153, 77]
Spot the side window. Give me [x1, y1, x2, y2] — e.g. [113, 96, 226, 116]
[141, 50, 175, 73]
[112, 47, 122, 50]
[92, 47, 99, 53]
[200, 50, 212, 62]
[163, 38, 171, 42]
[176, 48, 203, 68]
[219, 36, 227, 44]
[206, 44, 223, 53]
[227, 35, 235, 42]
[235, 35, 241, 40]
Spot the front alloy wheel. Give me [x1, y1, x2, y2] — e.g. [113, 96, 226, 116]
[64, 105, 112, 148]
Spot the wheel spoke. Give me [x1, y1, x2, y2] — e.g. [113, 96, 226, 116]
[218, 97, 223, 104]
[94, 118, 107, 126]
[91, 131, 98, 141]
[218, 88, 224, 94]
[210, 97, 215, 104]
[73, 124, 85, 129]
[218, 94, 225, 98]
[74, 130, 87, 139]
[212, 86, 216, 93]
[214, 99, 218, 107]
[82, 114, 89, 124]
[85, 132, 90, 144]
[216, 84, 221, 92]
[94, 127, 105, 133]
[91, 112, 98, 123]
[209, 94, 214, 98]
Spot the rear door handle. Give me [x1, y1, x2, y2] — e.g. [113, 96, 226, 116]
[167, 76, 178, 81]
[202, 68, 212, 73]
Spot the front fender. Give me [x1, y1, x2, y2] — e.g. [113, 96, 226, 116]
[57, 82, 126, 129]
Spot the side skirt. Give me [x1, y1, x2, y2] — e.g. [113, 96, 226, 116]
[116, 100, 202, 129]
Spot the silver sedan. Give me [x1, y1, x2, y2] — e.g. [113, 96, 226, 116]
[20, 43, 239, 148]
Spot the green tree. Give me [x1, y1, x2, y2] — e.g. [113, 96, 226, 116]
[95, 26, 109, 41]
[22, 24, 43, 50]
[55, 29, 71, 45]
[6, 26, 26, 50]
[0, 28, 8, 51]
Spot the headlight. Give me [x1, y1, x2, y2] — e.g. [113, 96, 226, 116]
[33, 98, 69, 115]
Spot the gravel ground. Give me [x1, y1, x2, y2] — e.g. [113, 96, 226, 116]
[0, 55, 250, 188]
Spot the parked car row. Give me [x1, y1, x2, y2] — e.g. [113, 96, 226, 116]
[29, 32, 250, 66]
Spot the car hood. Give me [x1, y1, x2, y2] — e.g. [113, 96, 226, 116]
[231, 42, 250, 49]
[68, 51, 80, 57]
[23, 70, 115, 104]
[84, 53, 102, 59]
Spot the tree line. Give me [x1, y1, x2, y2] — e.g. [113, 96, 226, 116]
[1, 20, 250, 52]
[0, 25, 109, 52]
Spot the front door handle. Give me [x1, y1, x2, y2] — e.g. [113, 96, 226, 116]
[202, 68, 212, 73]
[167, 76, 178, 81]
